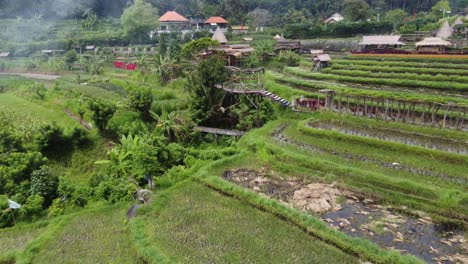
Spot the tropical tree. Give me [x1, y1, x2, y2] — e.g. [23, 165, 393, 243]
[431, 0, 452, 18]
[343, 0, 370, 21]
[385, 9, 408, 30]
[121, 0, 159, 43]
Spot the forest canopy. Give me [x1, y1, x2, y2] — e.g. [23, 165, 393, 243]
[0, 0, 466, 20]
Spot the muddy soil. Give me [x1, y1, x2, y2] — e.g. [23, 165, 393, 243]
[223, 168, 467, 263]
[308, 121, 468, 155]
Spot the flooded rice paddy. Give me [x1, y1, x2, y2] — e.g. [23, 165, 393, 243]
[222, 168, 467, 263]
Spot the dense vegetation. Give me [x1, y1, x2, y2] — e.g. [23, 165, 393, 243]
[1, 0, 467, 262]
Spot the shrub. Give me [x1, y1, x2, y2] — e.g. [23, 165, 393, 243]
[70, 127, 92, 147]
[63, 50, 78, 69]
[30, 166, 59, 206]
[19, 194, 45, 221]
[278, 50, 300, 66]
[128, 87, 153, 120]
[88, 99, 116, 131]
[34, 123, 70, 154]
[107, 110, 148, 138]
[0, 195, 14, 228]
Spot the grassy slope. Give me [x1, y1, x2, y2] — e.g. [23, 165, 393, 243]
[0, 223, 47, 258]
[0, 92, 78, 129]
[134, 181, 360, 264]
[31, 205, 140, 264]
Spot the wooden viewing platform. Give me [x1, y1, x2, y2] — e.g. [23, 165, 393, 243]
[194, 126, 245, 137]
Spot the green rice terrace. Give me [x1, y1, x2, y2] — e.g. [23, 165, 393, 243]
[1, 34, 468, 264]
[2, 51, 467, 264]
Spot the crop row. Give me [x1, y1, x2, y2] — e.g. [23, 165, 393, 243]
[347, 55, 468, 63]
[285, 67, 468, 92]
[336, 59, 468, 70]
[239, 120, 468, 224]
[322, 68, 468, 83]
[329, 63, 468, 76]
[268, 72, 468, 105]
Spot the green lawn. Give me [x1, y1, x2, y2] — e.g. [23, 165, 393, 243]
[134, 181, 360, 263]
[31, 205, 140, 264]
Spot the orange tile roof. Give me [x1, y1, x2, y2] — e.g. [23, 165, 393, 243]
[205, 16, 228, 24]
[159, 11, 189, 22]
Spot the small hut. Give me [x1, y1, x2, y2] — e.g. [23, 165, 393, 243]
[0, 52, 10, 58]
[273, 34, 284, 40]
[324, 13, 344, 24]
[205, 16, 228, 32]
[313, 54, 331, 71]
[358, 35, 404, 52]
[231, 25, 249, 34]
[436, 21, 453, 40]
[275, 39, 302, 53]
[310, 49, 324, 55]
[212, 27, 228, 44]
[215, 44, 255, 67]
[415, 37, 451, 53]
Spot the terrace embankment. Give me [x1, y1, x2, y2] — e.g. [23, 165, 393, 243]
[306, 121, 468, 155]
[222, 168, 468, 263]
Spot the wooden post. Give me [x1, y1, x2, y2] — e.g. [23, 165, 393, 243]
[346, 96, 350, 114]
[384, 99, 389, 120]
[420, 103, 426, 124]
[442, 105, 449, 128]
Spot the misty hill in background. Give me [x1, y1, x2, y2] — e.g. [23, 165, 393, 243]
[1, 0, 467, 22]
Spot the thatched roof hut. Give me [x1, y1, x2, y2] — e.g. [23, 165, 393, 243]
[452, 17, 464, 27]
[325, 13, 344, 24]
[212, 27, 228, 44]
[436, 21, 453, 40]
[359, 35, 404, 46]
[415, 37, 451, 53]
[273, 34, 284, 40]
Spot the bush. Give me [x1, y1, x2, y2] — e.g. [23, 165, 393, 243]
[30, 166, 59, 206]
[128, 87, 153, 120]
[107, 110, 148, 138]
[70, 127, 92, 147]
[19, 194, 45, 221]
[278, 50, 300, 66]
[63, 50, 78, 68]
[57, 177, 89, 207]
[0, 195, 14, 228]
[88, 99, 116, 131]
[92, 175, 137, 203]
[35, 123, 70, 154]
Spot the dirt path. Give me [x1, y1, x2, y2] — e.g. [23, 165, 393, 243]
[0, 72, 60, 80]
[64, 109, 93, 130]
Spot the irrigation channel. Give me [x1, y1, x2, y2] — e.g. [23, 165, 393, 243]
[222, 168, 467, 263]
[306, 121, 468, 155]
